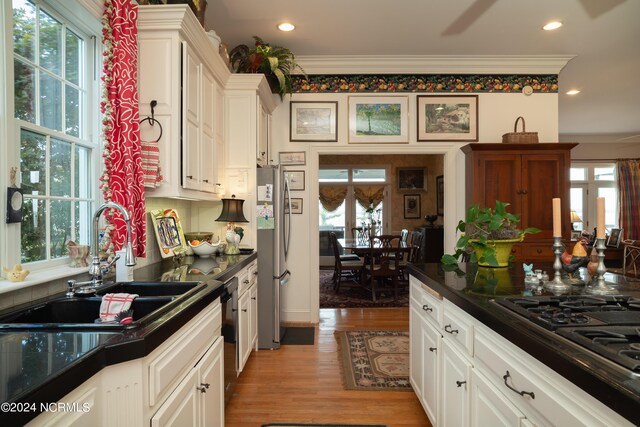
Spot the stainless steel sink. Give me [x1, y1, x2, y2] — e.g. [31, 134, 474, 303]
[0, 280, 207, 330]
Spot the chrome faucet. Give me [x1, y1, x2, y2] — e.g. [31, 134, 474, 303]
[86, 201, 136, 287]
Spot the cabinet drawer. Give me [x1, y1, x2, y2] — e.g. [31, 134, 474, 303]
[473, 327, 625, 427]
[248, 260, 257, 285]
[442, 299, 474, 357]
[521, 243, 554, 261]
[238, 266, 252, 296]
[148, 301, 221, 406]
[410, 276, 442, 327]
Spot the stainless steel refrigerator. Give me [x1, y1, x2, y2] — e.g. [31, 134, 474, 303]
[256, 166, 291, 349]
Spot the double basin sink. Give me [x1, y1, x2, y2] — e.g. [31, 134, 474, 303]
[0, 281, 206, 330]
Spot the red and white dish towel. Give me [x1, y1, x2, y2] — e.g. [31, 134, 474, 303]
[141, 139, 163, 188]
[100, 293, 139, 322]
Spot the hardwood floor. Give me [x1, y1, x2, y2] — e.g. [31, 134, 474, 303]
[225, 308, 432, 427]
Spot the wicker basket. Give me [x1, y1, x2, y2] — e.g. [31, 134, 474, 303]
[502, 116, 539, 144]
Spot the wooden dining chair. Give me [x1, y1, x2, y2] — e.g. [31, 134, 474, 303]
[363, 234, 402, 301]
[329, 232, 364, 293]
[399, 231, 424, 282]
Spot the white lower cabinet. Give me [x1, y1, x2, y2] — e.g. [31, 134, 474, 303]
[27, 299, 224, 427]
[409, 274, 633, 427]
[470, 369, 526, 427]
[238, 288, 251, 371]
[410, 298, 441, 425]
[25, 374, 101, 427]
[151, 335, 224, 427]
[237, 260, 258, 373]
[440, 338, 472, 427]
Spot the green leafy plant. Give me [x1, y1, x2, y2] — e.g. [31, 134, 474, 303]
[229, 36, 306, 99]
[441, 200, 540, 267]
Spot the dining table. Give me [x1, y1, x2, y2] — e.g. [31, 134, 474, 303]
[337, 237, 411, 258]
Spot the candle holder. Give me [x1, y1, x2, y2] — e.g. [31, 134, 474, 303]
[585, 237, 617, 295]
[544, 236, 572, 294]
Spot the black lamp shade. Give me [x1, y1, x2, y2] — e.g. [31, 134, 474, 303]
[216, 196, 249, 223]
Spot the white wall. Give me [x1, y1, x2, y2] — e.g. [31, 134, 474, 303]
[270, 91, 559, 323]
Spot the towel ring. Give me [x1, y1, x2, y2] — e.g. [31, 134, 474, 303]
[140, 116, 163, 142]
[140, 100, 162, 142]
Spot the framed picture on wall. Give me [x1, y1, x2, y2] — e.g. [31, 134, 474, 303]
[436, 175, 444, 216]
[348, 96, 409, 143]
[284, 170, 305, 191]
[285, 198, 303, 214]
[404, 194, 421, 219]
[279, 151, 306, 166]
[417, 95, 478, 141]
[398, 168, 426, 191]
[290, 101, 338, 142]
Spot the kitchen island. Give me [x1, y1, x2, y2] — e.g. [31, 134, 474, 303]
[407, 262, 639, 426]
[0, 252, 256, 426]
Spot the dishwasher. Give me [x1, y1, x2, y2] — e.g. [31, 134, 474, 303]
[220, 276, 238, 405]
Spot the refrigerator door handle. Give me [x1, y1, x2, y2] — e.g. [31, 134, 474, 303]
[283, 176, 292, 260]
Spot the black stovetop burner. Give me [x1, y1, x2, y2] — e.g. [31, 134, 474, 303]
[557, 326, 640, 373]
[495, 294, 640, 374]
[496, 295, 640, 331]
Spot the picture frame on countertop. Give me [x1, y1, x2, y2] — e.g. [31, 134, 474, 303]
[285, 197, 303, 214]
[403, 194, 421, 219]
[607, 228, 623, 248]
[417, 95, 478, 142]
[570, 230, 582, 241]
[290, 101, 338, 142]
[149, 208, 187, 258]
[398, 168, 426, 191]
[279, 151, 306, 166]
[284, 170, 305, 191]
[348, 95, 409, 144]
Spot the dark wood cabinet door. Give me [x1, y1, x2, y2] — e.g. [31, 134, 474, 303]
[521, 154, 567, 239]
[468, 153, 522, 213]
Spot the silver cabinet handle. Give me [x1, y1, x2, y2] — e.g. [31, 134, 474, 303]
[444, 324, 459, 334]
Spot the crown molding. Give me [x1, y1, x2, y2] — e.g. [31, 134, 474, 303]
[296, 55, 576, 75]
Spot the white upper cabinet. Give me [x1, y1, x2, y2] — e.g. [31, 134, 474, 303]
[138, 5, 230, 200]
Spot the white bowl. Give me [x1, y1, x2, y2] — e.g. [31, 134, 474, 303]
[188, 240, 221, 257]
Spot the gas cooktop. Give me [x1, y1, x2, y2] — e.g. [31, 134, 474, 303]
[496, 295, 640, 331]
[495, 294, 640, 374]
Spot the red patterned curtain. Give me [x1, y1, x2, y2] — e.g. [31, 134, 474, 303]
[100, 0, 146, 257]
[617, 160, 640, 240]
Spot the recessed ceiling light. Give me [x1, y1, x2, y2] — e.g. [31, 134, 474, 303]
[566, 89, 581, 95]
[278, 22, 295, 32]
[542, 21, 563, 31]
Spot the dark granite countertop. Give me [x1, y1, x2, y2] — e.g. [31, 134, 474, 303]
[0, 252, 256, 425]
[406, 262, 640, 426]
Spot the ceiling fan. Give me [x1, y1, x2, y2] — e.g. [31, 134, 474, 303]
[442, 0, 626, 36]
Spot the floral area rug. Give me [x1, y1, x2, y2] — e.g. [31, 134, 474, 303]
[319, 270, 409, 308]
[335, 330, 412, 391]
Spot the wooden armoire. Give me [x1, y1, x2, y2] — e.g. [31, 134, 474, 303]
[461, 143, 578, 262]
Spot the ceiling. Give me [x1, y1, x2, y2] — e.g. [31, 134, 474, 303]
[204, 0, 640, 142]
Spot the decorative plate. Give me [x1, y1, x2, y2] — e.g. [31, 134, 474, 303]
[150, 208, 188, 258]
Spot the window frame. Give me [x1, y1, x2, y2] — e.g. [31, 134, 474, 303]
[570, 162, 618, 234]
[2, 0, 102, 273]
[319, 165, 391, 233]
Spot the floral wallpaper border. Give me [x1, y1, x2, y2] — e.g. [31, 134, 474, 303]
[292, 74, 558, 93]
